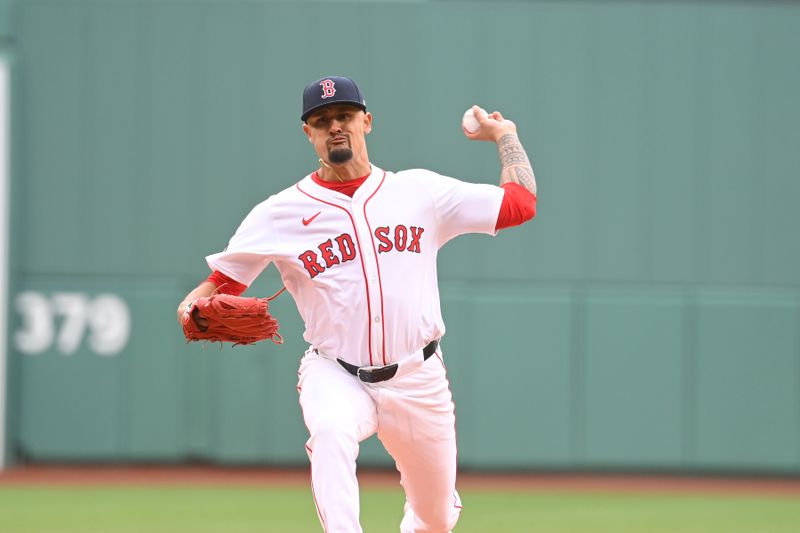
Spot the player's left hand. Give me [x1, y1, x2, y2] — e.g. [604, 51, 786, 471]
[463, 105, 518, 143]
[182, 301, 209, 329]
[182, 294, 283, 346]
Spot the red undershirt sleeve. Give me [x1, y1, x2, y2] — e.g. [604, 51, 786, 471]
[206, 270, 248, 296]
[495, 182, 537, 231]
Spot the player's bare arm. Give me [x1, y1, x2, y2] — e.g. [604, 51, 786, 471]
[497, 133, 536, 195]
[463, 105, 537, 196]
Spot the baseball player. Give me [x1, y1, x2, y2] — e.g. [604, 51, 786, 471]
[177, 76, 537, 533]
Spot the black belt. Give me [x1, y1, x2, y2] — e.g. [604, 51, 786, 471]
[337, 340, 439, 384]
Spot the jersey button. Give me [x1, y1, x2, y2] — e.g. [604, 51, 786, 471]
[374, 316, 381, 323]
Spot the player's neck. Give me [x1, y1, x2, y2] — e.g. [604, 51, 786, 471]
[317, 158, 371, 183]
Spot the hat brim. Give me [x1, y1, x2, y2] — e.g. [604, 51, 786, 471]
[302, 101, 367, 122]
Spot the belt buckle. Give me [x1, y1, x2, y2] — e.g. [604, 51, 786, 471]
[357, 365, 382, 383]
[356, 363, 399, 383]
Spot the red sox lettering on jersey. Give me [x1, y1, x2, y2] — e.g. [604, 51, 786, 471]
[298, 226, 425, 279]
[206, 165, 503, 368]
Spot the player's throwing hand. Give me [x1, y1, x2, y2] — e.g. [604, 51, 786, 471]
[463, 105, 518, 142]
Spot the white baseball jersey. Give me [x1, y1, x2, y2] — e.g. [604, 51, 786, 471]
[206, 165, 504, 367]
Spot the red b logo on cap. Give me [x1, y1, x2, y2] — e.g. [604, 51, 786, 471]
[320, 79, 336, 99]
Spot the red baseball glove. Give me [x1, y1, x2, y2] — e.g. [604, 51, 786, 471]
[182, 293, 283, 346]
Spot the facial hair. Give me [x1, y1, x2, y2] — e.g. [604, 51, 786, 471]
[329, 147, 354, 164]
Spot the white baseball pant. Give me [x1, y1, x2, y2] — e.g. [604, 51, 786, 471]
[297, 347, 462, 533]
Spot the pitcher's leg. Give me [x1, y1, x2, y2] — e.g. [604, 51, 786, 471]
[395, 437, 461, 533]
[298, 350, 378, 533]
[377, 358, 461, 533]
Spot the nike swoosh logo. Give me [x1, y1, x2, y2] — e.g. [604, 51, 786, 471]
[302, 212, 322, 226]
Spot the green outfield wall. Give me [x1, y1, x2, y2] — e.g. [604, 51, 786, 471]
[4, 0, 800, 473]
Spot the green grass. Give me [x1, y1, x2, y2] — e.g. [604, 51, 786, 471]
[1, 486, 799, 533]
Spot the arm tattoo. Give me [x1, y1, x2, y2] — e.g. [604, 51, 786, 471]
[497, 133, 536, 195]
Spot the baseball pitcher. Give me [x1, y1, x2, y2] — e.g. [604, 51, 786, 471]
[177, 76, 537, 533]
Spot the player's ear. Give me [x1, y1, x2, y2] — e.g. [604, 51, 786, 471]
[363, 112, 373, 135]
[302, 123, 312, 141]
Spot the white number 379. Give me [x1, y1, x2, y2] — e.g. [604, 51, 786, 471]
[15, 291, 131, 356]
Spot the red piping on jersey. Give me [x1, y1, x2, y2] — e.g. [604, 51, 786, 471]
[305, 444, 328, 532]
[437, 353, 462, 511]
[296, 181, 376, 366]
[362, 172, 388, 365]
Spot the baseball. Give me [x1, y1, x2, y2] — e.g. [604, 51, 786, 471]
[462, 108, 481, 134]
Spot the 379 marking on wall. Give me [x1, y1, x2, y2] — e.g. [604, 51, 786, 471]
[14, 292, 132, 356]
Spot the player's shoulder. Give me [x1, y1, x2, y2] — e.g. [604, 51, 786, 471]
[261, 174, 315, 203]
[392, 168, 443, 180]
[391, 168, 473, 192]
[390, 168, 453, 186]
[241, 175, 309, 215]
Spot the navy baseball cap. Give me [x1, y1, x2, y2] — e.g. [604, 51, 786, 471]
[301, 76, 367, 122]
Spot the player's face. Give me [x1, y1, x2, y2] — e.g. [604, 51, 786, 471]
[303, 104, 372, 165]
